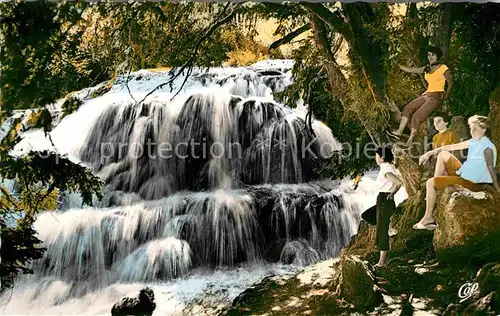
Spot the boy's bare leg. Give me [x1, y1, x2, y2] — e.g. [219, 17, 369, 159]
[434, 151, 452, 177]
[420, 178, 438, 225]
[375, 251, 388, 267]
[392, 117, 409, 135]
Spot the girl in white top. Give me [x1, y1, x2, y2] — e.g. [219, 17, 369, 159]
[361, 146, 404, 267]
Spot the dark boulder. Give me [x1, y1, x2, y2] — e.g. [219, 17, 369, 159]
[476, 262, 500, 311]
[111, 287, 156, 316]
[337, 255, 383, 312]
[433, 186, 500, 265]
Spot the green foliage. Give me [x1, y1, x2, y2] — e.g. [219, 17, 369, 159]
[0, 222, 46, 290]
[61, 96, 83, 119]
[0, 1, 257, 292]
[0, 2, 246, 115]
[276, 44, 377, 180]
[385, 6, 428, 107]
[447, 4, 500, 116]
[343, 3, 391, 101]
[0, 120, 103, 291]
[84, 2, 233, 72]
[386, 3, 500, 118]
[4, 151, 104, 208]
[0, 1, 90, 112]
[221, 26, 269, 66]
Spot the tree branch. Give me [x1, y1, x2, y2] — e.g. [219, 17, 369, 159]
[301, 3, 352, 40]
[301, 67, 326, 137]
[136, 4, 240, 105]
[124, 65, 136, 103]
[332, 35, 344, 56]
[269, 24, 311, 50]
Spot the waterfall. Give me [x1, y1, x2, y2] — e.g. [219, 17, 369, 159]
[1, 60, 388, 315]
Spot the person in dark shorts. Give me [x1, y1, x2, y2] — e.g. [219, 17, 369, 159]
[390, 46, 453, 146]
[361, 146, 404, 267]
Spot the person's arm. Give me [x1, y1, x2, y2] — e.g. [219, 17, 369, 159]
[419, 140, 469, 165]
[386, 172, 403, 199]
[419, 74, 428, 89]
[398, 64, 425, 74]
[432, 135, 438, 150]
[443, 69, 453, 100]
[484, 148, 500, 192]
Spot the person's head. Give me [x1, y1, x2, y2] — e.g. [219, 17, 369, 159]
[433, 112, 450, 132]
[468, 115, 490, 139]
[427, 46, 443, 64]
[375, 146, 394, 165]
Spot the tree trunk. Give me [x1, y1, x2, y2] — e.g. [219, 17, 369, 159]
[308, 3, 425, 184]
[407, 3, 417, 20]
[342, 3, 389, 103]
[309, 15, 350, 106]
[434, 3, 453, 59]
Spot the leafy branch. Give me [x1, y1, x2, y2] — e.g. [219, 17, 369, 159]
[135, 3, 241, 105]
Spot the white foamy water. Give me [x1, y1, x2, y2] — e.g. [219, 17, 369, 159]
[1, 59, 406, 315]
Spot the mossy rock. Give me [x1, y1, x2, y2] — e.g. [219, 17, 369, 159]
[463, 292, 498, 315]
[375, 261, 477, 310]
[338, 255, 383, 312]
[26, 110, 42, 127]
[344, 193, 434, 263]
[390, 193, 435, 260]
[90, 81, 113, 99]
[223, 272, 348, 316]
[433, 186, 500, 265]
[476, 262, 500, 310]
[342, 220, 377, 259]
[61, 97, 83, 119]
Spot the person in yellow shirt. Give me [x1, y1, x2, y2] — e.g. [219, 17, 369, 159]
[389, 46, 453, 146]
[432, 113, 460, 149]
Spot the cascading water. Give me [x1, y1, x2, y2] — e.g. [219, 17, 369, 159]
[1, 60, 404, 315]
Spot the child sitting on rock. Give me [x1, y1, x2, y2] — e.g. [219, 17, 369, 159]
[415, 115, 499, 231]
[361, 146, 404, 267]
[431, 113, 460, 149]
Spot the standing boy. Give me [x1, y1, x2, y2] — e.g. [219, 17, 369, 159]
[361, 146, 404, 267]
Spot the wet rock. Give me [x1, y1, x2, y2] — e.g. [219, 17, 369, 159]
[433, 186, 500, 264]
[182, 292, 228, 316]
[475, 262, 500, 309]
[342, 220, 377, 258]
[442, 303, 461, 316]
[257, 70, 284, 76]
[338, 255, 383, 312]
[399, 294, 414, 316]
[463, 292, 497, 315]
[279, 239, 319, 265]
[111, 287, 156, 316]
[90, 81, 112, 99]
